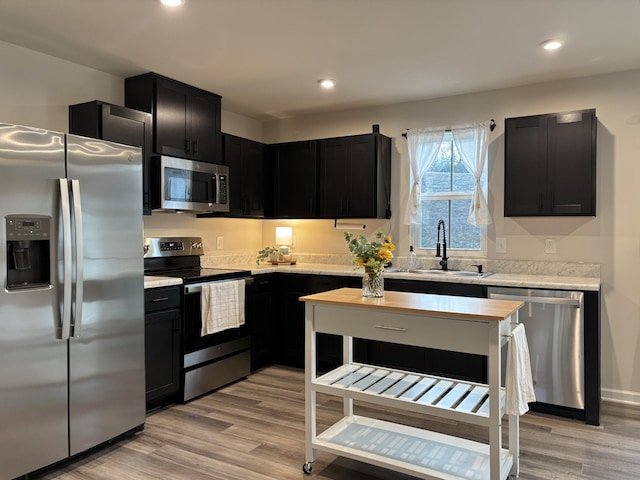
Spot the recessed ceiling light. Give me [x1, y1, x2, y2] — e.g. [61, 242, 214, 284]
[318, 79, 336, 89]
[541, 39, 564, 50]
[160, 0, 184, 7]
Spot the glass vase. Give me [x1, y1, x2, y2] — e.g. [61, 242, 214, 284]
[362, 268, 384, 297]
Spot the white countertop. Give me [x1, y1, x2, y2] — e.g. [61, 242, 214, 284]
[144, 275, 183, 289]
[144, 263, 600, 291]
[238, 262, 601, 291]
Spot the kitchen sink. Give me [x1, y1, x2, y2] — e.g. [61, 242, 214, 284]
[408, 269, 492, 278]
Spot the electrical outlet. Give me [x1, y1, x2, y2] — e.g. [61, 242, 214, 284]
[545, 238, 556, 254]
[496, 237, 507, 254]
[216, 236, 223, 250]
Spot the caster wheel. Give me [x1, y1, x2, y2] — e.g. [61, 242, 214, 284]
[302, 462, 313, 474]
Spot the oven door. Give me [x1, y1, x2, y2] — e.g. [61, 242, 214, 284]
[181, 278, 252, 401]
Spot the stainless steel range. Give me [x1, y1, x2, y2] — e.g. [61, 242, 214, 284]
[144, 237, 252, 402]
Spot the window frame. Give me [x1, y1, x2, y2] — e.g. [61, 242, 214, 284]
[410, 135, 488, 257]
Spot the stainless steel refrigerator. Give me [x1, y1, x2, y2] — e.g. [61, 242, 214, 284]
[0, 123, 145, 479]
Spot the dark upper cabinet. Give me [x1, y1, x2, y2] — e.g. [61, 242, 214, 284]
[270, 129, 392, 219]
[318, 133, 391, 219]
[69, 100, 152, 214]
[125, 72, 222, 164]
[223, 133, 265, 217]
[271, 140, 318, 218]
[505, 109, 596, 216]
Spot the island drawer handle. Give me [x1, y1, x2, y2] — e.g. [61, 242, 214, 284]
[375, 325, 407, 332]
[152, 297, 169, 302]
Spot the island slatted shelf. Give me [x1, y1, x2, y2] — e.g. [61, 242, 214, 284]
[301, 287, 524, 480]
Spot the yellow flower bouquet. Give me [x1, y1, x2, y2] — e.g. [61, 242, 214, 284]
[344, 231, 394, 273]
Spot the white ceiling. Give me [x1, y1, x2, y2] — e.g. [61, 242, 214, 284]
[1, 0, 639, 121]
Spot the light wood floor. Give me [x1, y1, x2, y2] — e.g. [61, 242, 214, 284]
[31, 366, 640, 480]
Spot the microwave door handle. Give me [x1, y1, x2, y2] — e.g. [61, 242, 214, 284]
[70, 179, 84, 337]
[209, 174, 217, 204]
[59, 179, 72, 340]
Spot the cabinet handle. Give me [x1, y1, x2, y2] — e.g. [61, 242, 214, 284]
[193, 140, 198, 155]
[375, 325, 407, 332]
[152, 297, 169, 302]
[185, 139, 191, 154]
[550, 191, 555, 211]
[538, 192, 544, 211]
[309, 198, 314, 214]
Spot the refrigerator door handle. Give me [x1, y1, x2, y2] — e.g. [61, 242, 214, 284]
[70, 179, 84, 337]
[59, 178, 73, 340]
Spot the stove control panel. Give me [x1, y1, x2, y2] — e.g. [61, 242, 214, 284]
[144, 237, 205, 258]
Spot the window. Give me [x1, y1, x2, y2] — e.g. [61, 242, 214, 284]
[413, 133, 487, 255]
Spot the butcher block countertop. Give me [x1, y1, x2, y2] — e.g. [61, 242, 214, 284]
[301, 287, 524, 321]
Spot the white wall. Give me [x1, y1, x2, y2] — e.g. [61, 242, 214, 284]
[263, 70, 640, 405]
[1, 38, 638, 406]
[0, 40, 264, 256]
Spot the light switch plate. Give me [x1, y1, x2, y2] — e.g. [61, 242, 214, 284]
[496, 237, 507, 253]
[216, 236, 223, 250]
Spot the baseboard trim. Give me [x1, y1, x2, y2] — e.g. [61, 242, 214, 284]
[602, 387, 640, 406]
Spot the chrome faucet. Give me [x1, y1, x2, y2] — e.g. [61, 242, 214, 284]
[436, 219, 448, 270]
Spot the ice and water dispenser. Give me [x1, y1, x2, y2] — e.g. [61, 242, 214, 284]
[5, 215, 51, 290]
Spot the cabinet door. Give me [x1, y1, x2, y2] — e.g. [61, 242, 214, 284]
[319, 137, 350, 217]
[273, 140, 318, 217]
[224, 134, 244, 215]
[347, 135, 378, 217]
[155, 78, 189, 158]
[145, 309, 181, 409]
[547, 111, 596, 215]
[278, 290, 306, 368]
[188, 90, 221, 163]
[244, 138, 265, 216]
[504, 115, 548, 216]
[250, 276, 273, 371]
[225, 134, 265, 217]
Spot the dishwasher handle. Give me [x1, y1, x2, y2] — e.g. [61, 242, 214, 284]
[489, 292, 582, 307]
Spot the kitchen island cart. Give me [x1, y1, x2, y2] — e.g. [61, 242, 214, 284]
[301, 288, 524, 480]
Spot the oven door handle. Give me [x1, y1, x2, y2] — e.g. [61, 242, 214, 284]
[184, 277, 254, 295]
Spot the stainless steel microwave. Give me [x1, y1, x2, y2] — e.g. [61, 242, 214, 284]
[151, 155, 229, 213]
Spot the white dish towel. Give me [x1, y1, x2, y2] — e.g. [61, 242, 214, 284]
[506, 323, 536, 416]
[200, 279, 245, 336]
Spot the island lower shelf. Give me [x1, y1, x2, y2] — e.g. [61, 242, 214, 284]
[315, 363, 506, 427]
[315, 415, 513, 480]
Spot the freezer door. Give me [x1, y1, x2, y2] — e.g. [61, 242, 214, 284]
[66, 135, 145, 455]
[0, 123, 69, 478]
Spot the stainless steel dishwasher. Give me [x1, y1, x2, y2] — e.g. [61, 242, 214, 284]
[488, 287, 584, 410]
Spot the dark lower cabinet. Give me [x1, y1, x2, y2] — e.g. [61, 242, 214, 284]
[275, 274, 360, 371]
[250, 274, 274, 371]
[144, 286, 181, 412]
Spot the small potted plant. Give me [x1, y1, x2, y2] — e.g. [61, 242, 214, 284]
[256, 246, 279, 265]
